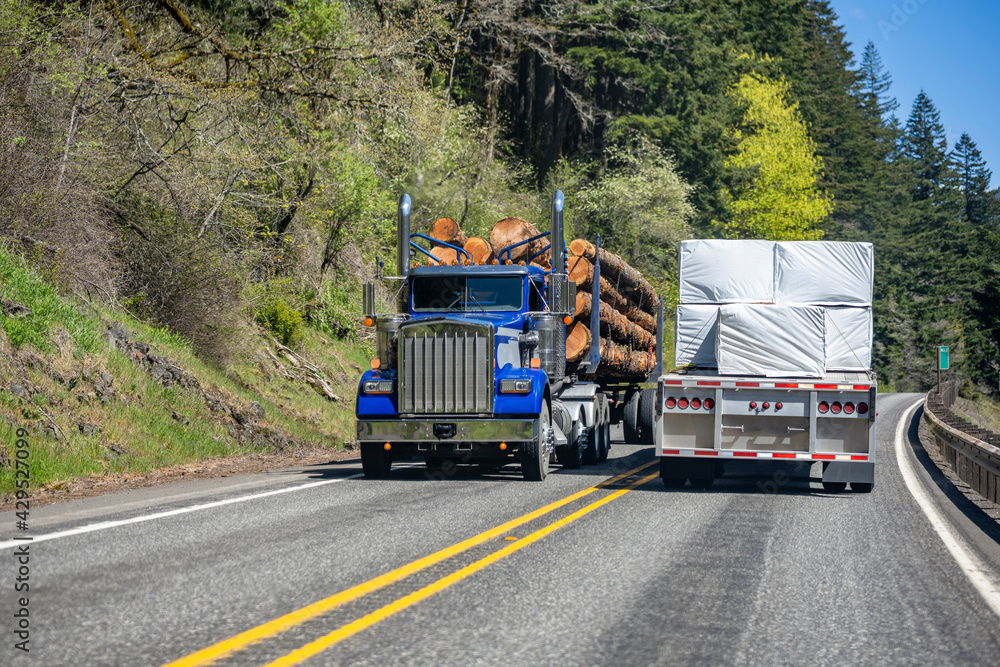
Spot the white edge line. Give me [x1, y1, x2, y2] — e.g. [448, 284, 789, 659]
[0, 473, 363, 550]
[895, 398, 1000, 618]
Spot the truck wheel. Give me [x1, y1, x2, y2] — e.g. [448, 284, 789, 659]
[361, 443, 393, 479]
[559, 424, 583, 470]
[659, 457, 686, 488]
[623, 391, 640, 443]
[822, 481, 847, 493]
[850, 481, 873, 493]
[688, 459, 715, 489]
[582, 429, 598, 465]
[522, 400, 552, 481]
[598, 403, 611, 462]
[638, 388, 656, 445]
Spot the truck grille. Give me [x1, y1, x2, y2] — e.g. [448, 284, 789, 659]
[399, 319, 494, 415]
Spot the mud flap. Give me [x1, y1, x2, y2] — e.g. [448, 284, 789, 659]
[822, 461, 874, 484]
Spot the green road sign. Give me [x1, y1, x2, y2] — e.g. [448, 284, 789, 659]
[939, 346, 949, 370]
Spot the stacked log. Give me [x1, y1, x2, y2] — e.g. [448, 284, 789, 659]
[568, 255, 657, 335]
[564, 239, 660, 378]
[428, 217, 468, 249]
[569, 239, 660, 315]
[489, 217, 551, 267]
[464, 237, 494, 265]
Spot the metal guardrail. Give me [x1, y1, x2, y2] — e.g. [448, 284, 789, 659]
[923, 383, 1000, 505]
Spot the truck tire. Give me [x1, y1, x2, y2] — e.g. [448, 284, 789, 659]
[850, 481, 873, 493]
[688, 459, 715, 489]
[522, 400, 552, 481]
[623, 390, 640, 444]
[582, 421, 600, 465]
[598, 399, 611, 462]
[638, 388, 656, 445]
[558, 422, 583, 469]
[361, 443, 393, 478]
[659, 457, 686, 488]
[822, 481, 847, 493]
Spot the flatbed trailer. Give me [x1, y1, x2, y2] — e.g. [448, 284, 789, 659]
[656, 367, 876, 491]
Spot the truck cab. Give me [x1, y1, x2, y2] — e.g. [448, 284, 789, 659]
[356, 192, 614, 481]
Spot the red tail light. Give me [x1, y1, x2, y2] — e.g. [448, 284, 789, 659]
[666, 397, 677, 409]
[775, 402, 783, 410]
[678, 398, 690, 409]
[858, 402, 869, 415]
[844, 402, 855, 414]
[749, 401, 757, 410]
[831, 401, 843, 414]
[704, 398, 715, 410]
[762, 402, 770, 410]
[818, 401, 829, 413]
[691, 398, 702, 409]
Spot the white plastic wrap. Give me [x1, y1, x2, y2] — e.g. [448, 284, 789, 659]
[774, 241, 874, 306]
[674, 304, 720, 368]
[825, 306, 873, 371]
[716, 304, 826, 377]
[679, 240, 775, 304]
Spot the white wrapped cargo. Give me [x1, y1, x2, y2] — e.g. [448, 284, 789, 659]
[825, 306, 873, 371]
[774, 241, 874, 306]
[674, 304, 720, 368]
[679, 240, 775, 304]
[716, 304, 826, 377]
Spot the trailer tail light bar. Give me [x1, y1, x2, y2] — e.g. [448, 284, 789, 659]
[663, 395, 715, 411]
[661, 449, 869, 462]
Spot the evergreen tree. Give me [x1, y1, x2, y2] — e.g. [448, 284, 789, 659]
[902, 91, 952, 202]
[966, 229, 1000, 394]
[858, 40, 898, 121]
[953, 133, 999, 226]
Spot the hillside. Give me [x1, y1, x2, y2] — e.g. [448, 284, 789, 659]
[0, 248, 364, 504]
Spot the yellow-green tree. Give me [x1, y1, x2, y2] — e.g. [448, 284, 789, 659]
[722, 56, 831, 240]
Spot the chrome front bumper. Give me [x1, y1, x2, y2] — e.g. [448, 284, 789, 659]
[357, 419, 537, 443]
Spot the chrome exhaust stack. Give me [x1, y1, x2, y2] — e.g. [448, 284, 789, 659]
[396, 194, 412, 312]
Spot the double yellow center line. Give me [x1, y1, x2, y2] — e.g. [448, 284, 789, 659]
[165, 461, 659, 667]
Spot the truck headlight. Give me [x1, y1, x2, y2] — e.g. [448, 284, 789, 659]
[363, 380, 395, 394]
[500, 379, 532, 394]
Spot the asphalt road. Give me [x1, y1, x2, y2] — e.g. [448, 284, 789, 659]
[3, 393, 1000, 666]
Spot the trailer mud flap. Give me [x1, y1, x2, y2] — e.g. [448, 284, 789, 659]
[822, 460, 874, 484]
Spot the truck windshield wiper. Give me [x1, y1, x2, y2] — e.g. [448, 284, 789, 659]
[466, 292, 487, 314]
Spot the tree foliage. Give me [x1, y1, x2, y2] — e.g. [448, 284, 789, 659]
[720, 57, 830, 241]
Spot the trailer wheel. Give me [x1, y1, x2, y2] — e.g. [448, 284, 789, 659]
[659, 457, 686, 488]
[623, 391, 640, 443]
[638, 388, 656, 445]
[822, 481, 847, 493]
[361, 443, 393, 479]
[850, 482, 873, 493]
[522, 400, 552, 481]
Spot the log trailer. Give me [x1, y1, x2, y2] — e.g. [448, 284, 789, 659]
[355, 191, 663, 480]
[655, 240, 878, 492]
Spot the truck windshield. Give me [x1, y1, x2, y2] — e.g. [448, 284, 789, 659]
[411, 276, 523, 312]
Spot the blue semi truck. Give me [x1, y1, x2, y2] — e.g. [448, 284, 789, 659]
[355, 192, 662, 480]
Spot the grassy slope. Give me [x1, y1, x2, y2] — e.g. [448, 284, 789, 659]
[0, 248, 365, 498]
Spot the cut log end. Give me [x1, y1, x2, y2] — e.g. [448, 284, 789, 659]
[428, 217, 468, 248]
[464, 236, 494, 265]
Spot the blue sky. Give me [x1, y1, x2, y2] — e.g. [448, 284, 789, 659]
[828, 0, 999, 188]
